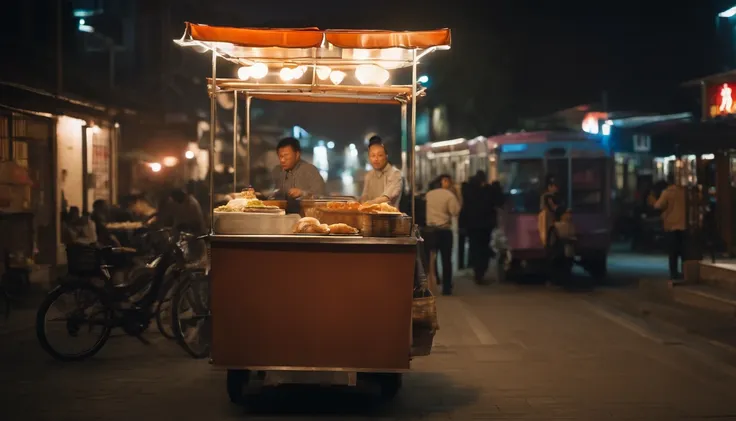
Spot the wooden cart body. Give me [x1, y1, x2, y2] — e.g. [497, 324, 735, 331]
[210, 235, 416, 371]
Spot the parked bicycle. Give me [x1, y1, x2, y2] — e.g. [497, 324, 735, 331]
[155, 232, 208, 340]
[35, 229, 206, 361]
[171, 267, 210, 358]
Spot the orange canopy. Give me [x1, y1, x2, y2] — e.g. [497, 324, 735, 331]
[185, 22, 451, 50]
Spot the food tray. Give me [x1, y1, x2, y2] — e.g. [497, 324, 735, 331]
[292, 232, 329, 236]
[360, 213, 411, 237]
[300, 198, 353, 218]
[213, 212, 298, 235]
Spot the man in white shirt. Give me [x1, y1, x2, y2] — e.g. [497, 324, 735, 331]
[424, 174, 461, 295]
[360, 136, 403, 208]
[649, 173, 686, 280]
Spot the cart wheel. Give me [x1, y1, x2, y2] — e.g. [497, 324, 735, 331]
[377, 373, 402, 400]
[226, 369, 250, 404]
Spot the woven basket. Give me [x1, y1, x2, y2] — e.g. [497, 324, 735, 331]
[411, 325, 436, 357]
[314, 209, 362, 230]
[65, 245, 101, 277]
[360, 213, 411, 237]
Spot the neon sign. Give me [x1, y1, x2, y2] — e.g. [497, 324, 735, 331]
[710, 83, 736, 117]
[721, 84, 733, 112]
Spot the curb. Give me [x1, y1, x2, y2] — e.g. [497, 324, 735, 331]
[591, 286, 736, 356]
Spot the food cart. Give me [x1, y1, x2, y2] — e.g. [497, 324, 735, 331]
[174, 23, 450, 401]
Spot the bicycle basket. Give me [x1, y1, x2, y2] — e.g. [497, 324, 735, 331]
[65, 244, 101, 277]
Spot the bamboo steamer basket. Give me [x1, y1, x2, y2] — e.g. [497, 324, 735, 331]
[360, 213, 411, 237]
[314, 208, 362, 230]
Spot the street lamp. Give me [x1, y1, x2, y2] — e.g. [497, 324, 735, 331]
[719, 6, 736, 18]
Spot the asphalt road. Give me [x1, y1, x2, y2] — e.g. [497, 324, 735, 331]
[2, 252, 736, 420]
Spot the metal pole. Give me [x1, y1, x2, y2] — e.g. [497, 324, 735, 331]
[233, 90, 238, 191]
[410, 50, 418, 225]
[56, 0, 63, 95]
[700, 80, 708, 122]
[400, 102, 408, 189]
[209, 50, 217, 234]
[245, 95, 252, 187]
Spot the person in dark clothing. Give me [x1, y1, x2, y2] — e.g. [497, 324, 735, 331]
[457, 180, 473, 270]
[91, 200, 121, 246]
[464, 171, 496, 283]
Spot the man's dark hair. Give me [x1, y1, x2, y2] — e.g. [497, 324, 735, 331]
[368, 135, 387, 153]
[438, 174, 452, 183]
[171, 188, 187, 204]
[666, 173, 676, 185]
[277, 137, 301, 153]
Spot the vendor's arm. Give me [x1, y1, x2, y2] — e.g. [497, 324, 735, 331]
[365, 170, 403, 205]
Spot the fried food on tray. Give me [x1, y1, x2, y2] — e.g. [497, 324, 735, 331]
[325, 201, 361, 211]
[328, 223, 359, 235]
[293, 217, 331, 234]
[215, 194, 281, 213]
[358, 202, 400, 214]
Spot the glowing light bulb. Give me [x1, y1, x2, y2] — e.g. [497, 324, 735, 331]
[249, 63, 268, 79]
[329, 70, 346, 85]
[379, 48, 404, 69]
[279, 67, 294, 81]
[293, 66, 307, 78]
[355, 65, 390, 85]
[149, 163, 162, 173]
[237, 66, 250, 80]
[315, 66, 331, 80]
[185, 151, 195, 159]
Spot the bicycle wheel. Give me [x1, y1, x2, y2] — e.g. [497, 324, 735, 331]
[172, 271, 210, 359]
[36, 281, 113, 361]
[155, 271, 178, 340]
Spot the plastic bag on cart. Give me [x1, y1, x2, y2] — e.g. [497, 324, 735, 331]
[412, 228, 438, 356]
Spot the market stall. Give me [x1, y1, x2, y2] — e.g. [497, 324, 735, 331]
[175, 22, 450, 400]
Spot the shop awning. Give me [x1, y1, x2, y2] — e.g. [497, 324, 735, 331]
[682, 69, 736, 87]
[634, 119, 736, 154]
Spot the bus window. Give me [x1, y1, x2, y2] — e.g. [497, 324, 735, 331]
[571, 158, 605, 212]
[503, 159, 544, 213]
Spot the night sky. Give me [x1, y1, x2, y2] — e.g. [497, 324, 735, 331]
[175, 0, 721, 142]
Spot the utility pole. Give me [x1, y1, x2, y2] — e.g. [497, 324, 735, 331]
[56, 0, 63, 95]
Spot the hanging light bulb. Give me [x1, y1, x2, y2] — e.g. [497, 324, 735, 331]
[249, 62, 268, 79]
[355, 65, 390, 85]
[293, 66, 308, 79]
[315, 66, 331, 80]
[237, 66, 250, 80]
[373, 67, 390, 85]
[329, 70, 346, 85]
[379, 48, 404, 69]
[279, 67, 294, 81]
